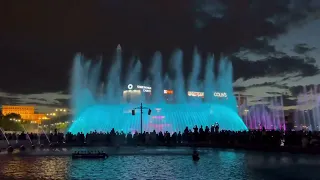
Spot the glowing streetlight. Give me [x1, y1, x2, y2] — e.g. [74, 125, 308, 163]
[9, 118, 21, 122]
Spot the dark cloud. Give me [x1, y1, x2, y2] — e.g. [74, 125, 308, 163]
[282, 96, 297, 107]
[231, 55, 319, 80]
[21, 102, 63, 108]
[246, 82, 288, 89]
[0, 96, 63, 107]
[59, 91, 70, 95]
[243, 38, 277, 55]
[305, 56, 317, 63]
[28, 98, 48, 101]
[293, 43, 316, 54]
[0, 97, 21, 105]
[197, 0, 318, 54]
[236, 39, 287, 57]
[248, 95, 297, 107]
[0, 92, 70, 110]
[248, 99, 265, 103]
[0, 0, 318, 94]
[233, 86, 247, 92]
[55, 99, 69, 107]
[266, 92, 283, 95]
[289, 84, 320, 96]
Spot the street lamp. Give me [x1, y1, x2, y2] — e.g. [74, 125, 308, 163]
[9, 118, 20, 122]
[132, 103, 151, 134]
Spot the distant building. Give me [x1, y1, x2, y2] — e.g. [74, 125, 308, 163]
[1, 105, 48, 124]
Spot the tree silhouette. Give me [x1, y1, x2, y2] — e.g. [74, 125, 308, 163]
[0, 113, 23, 131]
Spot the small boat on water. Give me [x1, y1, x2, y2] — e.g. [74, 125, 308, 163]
[72, 151, 108, 159]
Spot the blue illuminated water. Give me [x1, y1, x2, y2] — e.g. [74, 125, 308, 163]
[0, 147, 319, 179]
[69, 47, 247, 134]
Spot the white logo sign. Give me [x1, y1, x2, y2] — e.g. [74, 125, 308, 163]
[143, 89, 151, 93]
[128, 84, 133, 90]
[137, 85, 151, 92]
[137, 85, 151, 90]
[214, 92, 227, 98]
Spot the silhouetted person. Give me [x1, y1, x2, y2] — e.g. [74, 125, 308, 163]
[214, 123, 219, 133]
[192, 150, 200, 161]
[193, 125, 198, 134]
[211, 125, 214, 133]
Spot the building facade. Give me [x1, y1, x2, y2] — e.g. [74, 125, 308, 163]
[1, 105, 47, 124]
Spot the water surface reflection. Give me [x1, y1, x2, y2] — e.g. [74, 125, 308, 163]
[0, 149, 319, 180]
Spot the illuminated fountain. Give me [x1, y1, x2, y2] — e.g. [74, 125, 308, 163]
[294, 85, 320, 131]
[241, 96, 285, 130]
[68, 47, 247, 134]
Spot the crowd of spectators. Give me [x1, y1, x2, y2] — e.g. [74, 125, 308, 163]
[1, 125, 320, 152]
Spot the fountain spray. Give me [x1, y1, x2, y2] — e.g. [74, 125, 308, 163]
[0, 127, 9, 145]
[0, 127, 13, 153]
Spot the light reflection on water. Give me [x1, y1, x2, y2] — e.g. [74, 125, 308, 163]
[0, 148, 319, 180]
[1, 156, 70, 179]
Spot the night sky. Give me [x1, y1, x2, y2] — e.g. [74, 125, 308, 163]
[1, 0, 320, 112]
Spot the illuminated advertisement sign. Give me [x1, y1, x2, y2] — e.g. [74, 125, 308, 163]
[187, 91, 227, 98]
[137, 85, 151, 92]
[128, 84, 152, 92]
[214, 92, 227, 98]
[188, 91, 204, 98]
[164, 90, 174, 94]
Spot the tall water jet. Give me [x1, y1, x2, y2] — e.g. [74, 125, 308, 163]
[204, 55, 215, 102]
[188, 48, 201, 103]
[105, 49, 122, 104]
[126, 58, 142, 87]
[280, 95, 285, 130]
[171, 50, 187, 103]
[88, 60, 102, 97]
[313, 85, 320, 130]
[38, 126, 51, 144]
[71, 54, 84, 115]
[21, 125, 33, 145]
[150, 52, 164, 103]
[0, 127, 10, 145]
[294, 85, 320, 131]
[243, 96, 285, 130]
[125, 60, 142, 103]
